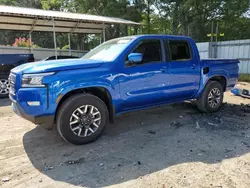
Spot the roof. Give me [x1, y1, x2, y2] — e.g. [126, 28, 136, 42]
[0, 5, 141, 34]
[132, 34, 192, 40]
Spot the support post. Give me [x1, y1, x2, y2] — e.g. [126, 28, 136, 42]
[103, 24, 106, 42]
[140, 25, 143, 34]
[29, 32, 32, 54]
[68, 33, 71, 56]
[29, 17, 37, 54]
[52, 18, 58, 59]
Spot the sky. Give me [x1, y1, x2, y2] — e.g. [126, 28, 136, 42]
[244, 9, 250, 18]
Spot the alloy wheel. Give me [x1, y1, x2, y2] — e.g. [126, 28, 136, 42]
[208, 88, 221, 108]
[0, 79, 10, 95]
[69, 105, 101, 137]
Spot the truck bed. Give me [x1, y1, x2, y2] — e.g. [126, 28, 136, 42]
[201, 59, 239, 90]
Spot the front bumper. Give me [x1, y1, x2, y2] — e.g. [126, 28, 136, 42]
[11, 97, 54, 130]
[9, 72, 57, 130]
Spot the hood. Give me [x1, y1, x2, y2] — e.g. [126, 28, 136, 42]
[11, 59, 103, 74]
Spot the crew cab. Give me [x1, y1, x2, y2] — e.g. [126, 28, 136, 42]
[9, 35, 239, 145]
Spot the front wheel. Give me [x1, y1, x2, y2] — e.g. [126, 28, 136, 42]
[56, 94, 109, 145]
[197, 81, 224, 113]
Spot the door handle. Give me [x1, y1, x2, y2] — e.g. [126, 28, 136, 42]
[191, 64, 196, 69]
[160, 66, 168, 72]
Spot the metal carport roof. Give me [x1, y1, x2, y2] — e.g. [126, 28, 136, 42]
[0, 5, 141, 59]
[0, 5, 141, 34]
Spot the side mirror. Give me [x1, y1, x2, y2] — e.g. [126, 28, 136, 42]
[128, 53, 143, 64]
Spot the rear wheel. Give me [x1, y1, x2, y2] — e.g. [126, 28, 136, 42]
[56, 94, 109, 145]
[0, 75, 10, 98]
[197, 81, 224, 113]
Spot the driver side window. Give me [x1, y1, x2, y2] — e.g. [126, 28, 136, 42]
[131, 40, 162, 64]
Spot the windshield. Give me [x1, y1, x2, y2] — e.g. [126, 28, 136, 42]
[82, 37, 134, 61]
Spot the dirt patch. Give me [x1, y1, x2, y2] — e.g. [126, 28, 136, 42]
[1, 84, 250, 188]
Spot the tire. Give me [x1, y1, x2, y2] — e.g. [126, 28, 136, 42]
[56, 93, 109, 145]
[0, 74, 10, 98]
[197, 81, 224, 113]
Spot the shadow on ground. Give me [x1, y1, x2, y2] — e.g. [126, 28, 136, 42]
[23, 102, 250, 187]
[0, 98, 11, 107]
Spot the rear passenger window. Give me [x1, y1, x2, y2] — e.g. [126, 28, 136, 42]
[169, 40, 191, 61]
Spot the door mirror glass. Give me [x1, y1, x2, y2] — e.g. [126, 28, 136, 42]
[128, 53, 143, 64]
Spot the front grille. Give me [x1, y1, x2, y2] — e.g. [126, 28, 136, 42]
[9, 73, 16, 95]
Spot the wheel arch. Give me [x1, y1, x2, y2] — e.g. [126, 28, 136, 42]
[55, 86, 115, 124]
[196, 79, 224, 113]
[195, 74, 228, 98]
[208, 75, 227, 91]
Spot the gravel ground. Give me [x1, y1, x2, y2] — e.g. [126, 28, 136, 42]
[1, 83, 250, 188]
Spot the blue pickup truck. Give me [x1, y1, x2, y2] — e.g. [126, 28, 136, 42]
[9, 35, 239, 145]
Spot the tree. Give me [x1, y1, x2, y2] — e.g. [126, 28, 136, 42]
[73, 0, 145, 40]
[0, 0, 42, 8]
[41, 0, 73, 11]
[153, 0, 250, 41]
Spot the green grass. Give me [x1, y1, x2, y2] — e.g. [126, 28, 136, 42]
[239, 74, 250, 82]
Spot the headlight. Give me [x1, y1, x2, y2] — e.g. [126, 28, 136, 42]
[22, 72, 54, 87]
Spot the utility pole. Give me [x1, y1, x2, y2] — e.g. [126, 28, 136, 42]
[210, 21, 214, 43]
[210, 21, 214, 58]
[147, 0, 150, 34]
[215, 21, 219, 43]
[215, 21, 219, 58]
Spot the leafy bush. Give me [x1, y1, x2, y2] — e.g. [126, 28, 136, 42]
[62, 44, 70, 50]
[12, 37, 40, 48]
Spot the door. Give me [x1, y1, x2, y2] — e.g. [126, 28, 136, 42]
[167, 39, 200, 100]
[118, 39, 171, 110]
